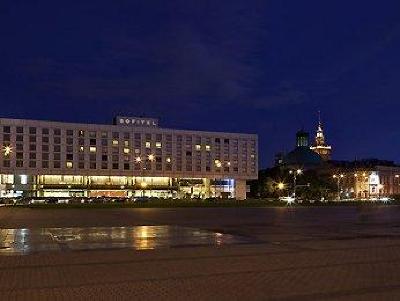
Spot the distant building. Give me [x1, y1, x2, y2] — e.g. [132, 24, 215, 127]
[310, 113, 332, 161]
[283, 130, 322, 169]
[274, 152, 284, 167]
[329, 159, 400, 198]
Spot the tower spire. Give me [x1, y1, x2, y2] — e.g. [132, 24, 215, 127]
[310, 111, 332, 161]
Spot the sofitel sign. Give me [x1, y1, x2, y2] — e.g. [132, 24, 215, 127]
[115, 116, 159, 127]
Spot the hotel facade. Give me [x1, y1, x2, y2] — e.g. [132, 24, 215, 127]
[0, 117, 258, 200]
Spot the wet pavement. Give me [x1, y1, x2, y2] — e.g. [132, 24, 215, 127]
[1, 206, 400, 300]
[0, 226, 255, 255]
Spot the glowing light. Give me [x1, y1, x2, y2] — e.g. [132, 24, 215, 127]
[285, 197, 295, 206]
[226, 161, 231, 166]
[20, 175, 27, 185]
[140, 182, 147, 188]
[214, 160, 222, 168]
[296, 169, 302, 175]
[3, 145, 12, 156]
[135, 157, 142, 163]
[166, 157, 171, 163]
[277, 182, 285, 190]
[148, 154, 155, 161]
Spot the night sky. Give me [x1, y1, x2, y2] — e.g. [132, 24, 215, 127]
[1, 1, 400, 168]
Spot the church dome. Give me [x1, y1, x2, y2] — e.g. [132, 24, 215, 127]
[284, 146, 322, 167]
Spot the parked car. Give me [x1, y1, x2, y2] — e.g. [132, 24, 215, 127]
[134, 196, 150, 203]
[57, 199, 70, 204]
[279, 196, 296, 204]
[29, 199, 47, 205]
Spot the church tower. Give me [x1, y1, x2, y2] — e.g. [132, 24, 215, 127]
[310, 112, 332, 161]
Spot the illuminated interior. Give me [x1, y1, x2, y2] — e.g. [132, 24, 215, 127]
[0, 174, 235, 199]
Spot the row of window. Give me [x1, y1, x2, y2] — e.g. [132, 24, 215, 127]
[2, 125, 255, 144]
[1, 158, 254, 173]
[2, 134, 253, 150]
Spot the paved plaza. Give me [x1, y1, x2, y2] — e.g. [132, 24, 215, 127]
[1, 206, 400, 300]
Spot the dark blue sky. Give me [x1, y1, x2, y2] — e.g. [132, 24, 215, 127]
[1, 1, 400, 168]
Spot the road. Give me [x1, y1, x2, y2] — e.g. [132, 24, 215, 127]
[1, 206, 400, 300]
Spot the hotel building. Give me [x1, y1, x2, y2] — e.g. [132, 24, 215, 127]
[0, 116, 258, 200]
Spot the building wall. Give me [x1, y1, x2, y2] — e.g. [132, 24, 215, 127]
[235, 179, 247, 200]
[0, 118, 258, 198]
[340, 166, 400, 198]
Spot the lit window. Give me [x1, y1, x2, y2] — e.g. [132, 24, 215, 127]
[123, 148, 130, 154]
[89, 147, 97, 152]
[195, 144, 201, 151]
[166, 157, 171, 163]
[79, 146, 84, 152]
[145, 141, 151, 148]
[112, 140, 119, 146]
[155, 142, 162, 148]
[124, 140, 129, 147]
[205, 145, 211, 151]
[66, 162, 73, 168]
[20, 175, 28, 185]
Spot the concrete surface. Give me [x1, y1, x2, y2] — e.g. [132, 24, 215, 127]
[1, 206, 400, 300]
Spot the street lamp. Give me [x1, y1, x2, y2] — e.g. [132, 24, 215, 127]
[135, 154, 155, 197]
[214, 159, 228, 198]
[277, 182, 285, 190]
[2, 145, 12, 157]
[289, 169, 302, 199]
[333, 174, 344, 201]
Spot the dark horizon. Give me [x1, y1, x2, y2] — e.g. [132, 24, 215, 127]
[1, 1, 400, 168]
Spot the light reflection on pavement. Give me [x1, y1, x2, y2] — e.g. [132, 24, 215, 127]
[0, 226, 254, 255]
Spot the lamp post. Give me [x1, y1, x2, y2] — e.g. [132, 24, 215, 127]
[135, 154, 155, 197]
[214, 159, 222, 198]
[332, 174, 344, 201]
[289, 169, 302, 199]
[223, 161, 231, 198]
